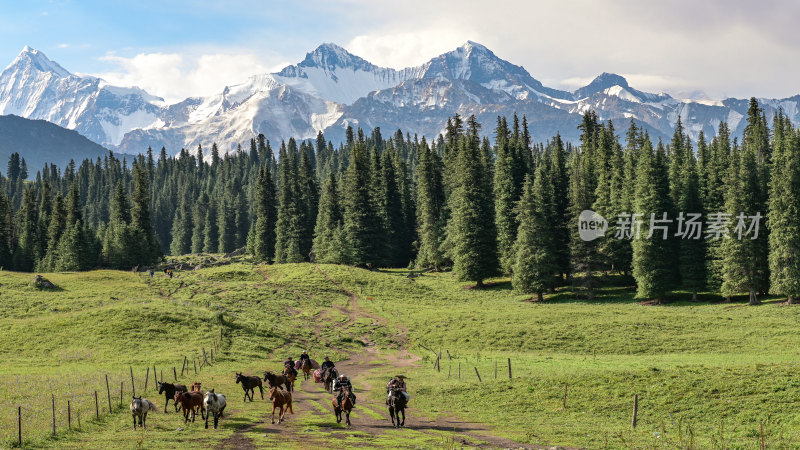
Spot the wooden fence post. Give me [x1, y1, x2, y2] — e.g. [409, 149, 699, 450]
[194, 359, 197, 375]
[507, 358, 512, 379]
[105, 375, 112, 413]
[18, 405, 22, 447]
[761, 422, 765, 450]
[173, 366, 178, 381]
[211, 348, 214, 363]
[94, 391, 99, 419]
[181, 356, 187, 377]
[474, 367, 482, 383]
[202, 347, 209, 366]
[458, 362, 461, 380]
[563, 383, 568, 409]
[632, 394, 638, 428]
[160, 369, 163, 385]
[51, 394, 56, 435]
[153, 365, 157, 385]
[494, 361, 497, 379]
[144, 367, 150, 392]
[67, 400, 71, 430]
[129, 366, 135, 397]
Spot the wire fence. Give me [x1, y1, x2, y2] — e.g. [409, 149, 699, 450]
[0, 331, 222, 448]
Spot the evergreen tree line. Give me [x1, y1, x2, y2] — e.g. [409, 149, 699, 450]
[2, 99, 800, 305]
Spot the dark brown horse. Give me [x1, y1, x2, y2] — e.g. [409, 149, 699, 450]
[323, 367, 339, 393]
[174, 391, 205, 423]
[190, 382, 203, 394]
[263, 371, 289, 391]
[300, 359, 313, 380]
[332, 386, 353, 427]
[157, 381, 187, 413]
[282, 367, 296, 392]
[269, 387, 294, 424]
[388, 388, 406, 427]
[235, 372, 264, 402]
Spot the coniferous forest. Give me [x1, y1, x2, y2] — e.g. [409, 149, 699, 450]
[1, 97, 798, 304]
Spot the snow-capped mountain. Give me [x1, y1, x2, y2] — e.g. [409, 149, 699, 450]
[0, 46, 164, 147]
[3, 42, 800, 161]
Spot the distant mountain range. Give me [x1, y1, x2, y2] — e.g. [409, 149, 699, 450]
[2, 42, 800, 162]
[0, 114, 109, 169]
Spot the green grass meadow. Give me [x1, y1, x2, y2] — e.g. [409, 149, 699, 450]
[1, 261, 799, 448]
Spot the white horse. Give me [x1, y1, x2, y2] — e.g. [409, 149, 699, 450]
[203, 389, 227, 429]
[130, 396, 157, 429]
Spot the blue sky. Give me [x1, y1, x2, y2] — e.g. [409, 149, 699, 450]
[2, 0, 798, 102]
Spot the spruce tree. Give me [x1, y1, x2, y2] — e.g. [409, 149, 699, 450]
[678, 140, 706, 300]
[130, 164, 160, 264]
[13, 188, 38, 271]
[768, 114, 800, 303]
[631, 138, 674, 303]
[203, 199, 220, 253]
[720, 144, 766, 304]
[494, 116, 522, 274]
[512, 170, 557, 300]
[274, 143, 304, 263]
[191, 193, 209, 254]
[414, 140, 446, 269]
[312, 172, 344, 263]
[0, 190, 11, 269]
[341, 139, 383, 266]
[444, 116, 498, 286]
[250, 166, 277, 262]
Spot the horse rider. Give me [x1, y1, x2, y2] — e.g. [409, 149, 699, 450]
[299, 350, 311, 367]
[283, 356, 298, 377]
[386, 375, 410, 404]
[333, 374, 356, 405]
[320, 356, 335, 378]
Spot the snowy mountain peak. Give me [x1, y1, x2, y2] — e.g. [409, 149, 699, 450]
[6, 46, 71, 78]
[296, 42, 374, 72]
[574, 72, 630, 99]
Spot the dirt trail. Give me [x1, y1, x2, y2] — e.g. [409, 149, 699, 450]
[217, 267, 568, 449]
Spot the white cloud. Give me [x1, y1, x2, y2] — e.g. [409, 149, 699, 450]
[93, 51, 288, 103]
[346, 29, 474, 69]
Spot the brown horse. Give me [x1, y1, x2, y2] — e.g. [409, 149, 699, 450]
[174, 391, 206, 423]
[300, 359, 313, 380]
[235, 372, 264, 402]
[156, 381, 187, 413]
[268, 387, 294, 424]
[263, 371, 289, 391]
[323, 367, 339, 393]
[332, 386, 353, 426]
[282, 367, 296, 392]
[190, 382, 203, 394]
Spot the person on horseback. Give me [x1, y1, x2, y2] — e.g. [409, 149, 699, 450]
[320, 356, 335, 378]
[333, 374, 356, 405]
[386, 375, 410, 404]
[283, 356, 297, 377]
[299, 350, 311, 366]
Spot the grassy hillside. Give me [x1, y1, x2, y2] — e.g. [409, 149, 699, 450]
[1, 262, 799, 448]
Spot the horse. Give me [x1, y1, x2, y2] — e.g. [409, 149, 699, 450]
[174, 391, 205, 424]
[263, 371, 289, 391]
[190, 382, 203, 394]
[388, 388, 406, 428]
[268, 387, 294, 424]
[235, 372, 264, 402]
[300, 359, 313, 380]
[282, 367, 296, 392]
[156, 381, 187, 413]
[332, 386, 353, 427]
[203, 389, 227, 429]
[129, 396, 157, 430]
[323, 367, 339, 393]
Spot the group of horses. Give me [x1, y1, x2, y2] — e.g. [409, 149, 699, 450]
[129, 381, 227, 429]
[129, 360, 406, 432]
